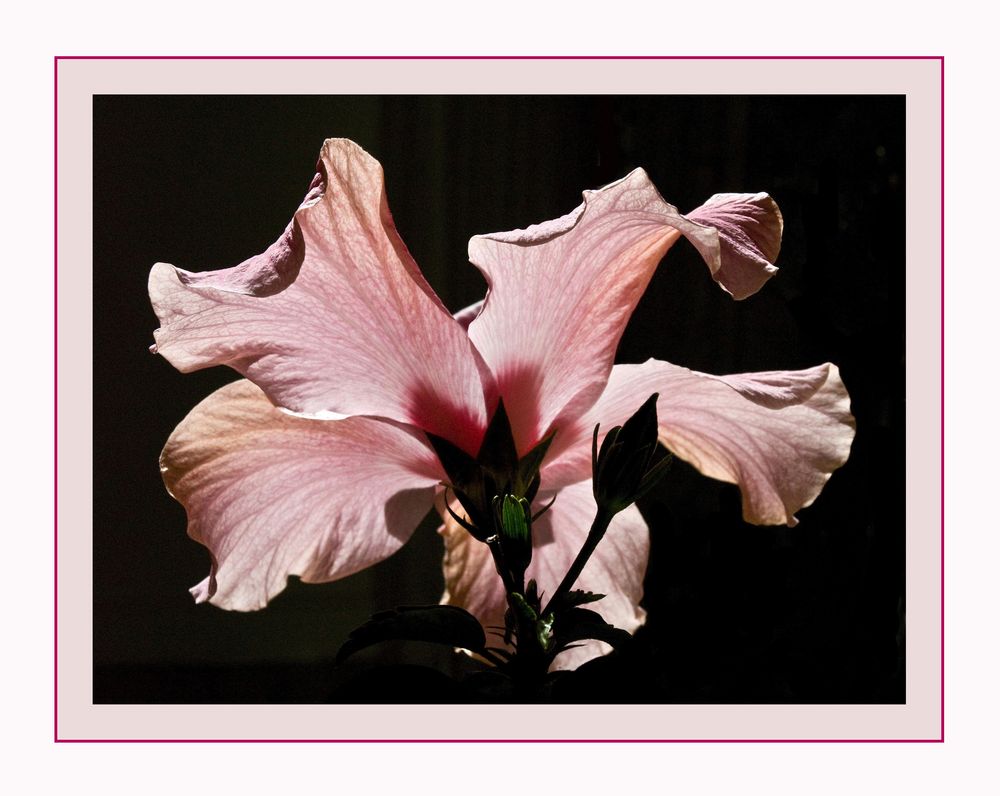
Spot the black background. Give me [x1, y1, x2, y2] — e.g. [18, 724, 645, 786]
[93, 95, 904, 703]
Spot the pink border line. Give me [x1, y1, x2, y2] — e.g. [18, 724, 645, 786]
[54, 54, 60, 745]
[55, 55, 945, 744]
[939, 56, 946, 743]
[54, 55, 942, 60]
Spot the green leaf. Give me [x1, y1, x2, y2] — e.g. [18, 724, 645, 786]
[561, 590, 607, 608]
[537, 612, 555, 652]
[336, 605, 487, 664]
[509, 591, 539, 623]
[484, 646, 514, 662]
[551, 608, 633, 654]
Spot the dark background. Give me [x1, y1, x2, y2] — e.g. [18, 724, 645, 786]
[93, 95, 904, 703]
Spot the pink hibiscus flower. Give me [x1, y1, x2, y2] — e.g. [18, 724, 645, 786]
[150, 138, 855, 668]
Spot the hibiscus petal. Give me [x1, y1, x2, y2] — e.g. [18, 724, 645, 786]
[453, 298, 484, 331]
[684, 192, 782, 301]
[466, 170, 782, 452]
[160, 379, 444, 610]
[439, 480, 648, 670]
[150, 138, 491, 453]
[543, 361, 855, 526]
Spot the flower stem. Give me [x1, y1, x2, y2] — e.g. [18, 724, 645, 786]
[486, 536, 516, 595]
[543, 507, 615, 615]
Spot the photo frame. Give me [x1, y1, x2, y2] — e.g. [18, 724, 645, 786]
[57, 56, 942, 741]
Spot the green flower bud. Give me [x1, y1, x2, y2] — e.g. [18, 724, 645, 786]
[592, 393, 671, 515]
[493, 494, 533, 581]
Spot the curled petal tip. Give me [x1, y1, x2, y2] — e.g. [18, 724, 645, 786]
[685, 191, 784, 300]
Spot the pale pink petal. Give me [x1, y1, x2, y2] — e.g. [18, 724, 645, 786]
[685, 192, 782, 301]
[543, 361, 855, 527]
[439, 480, 648, 670]
[453, 299, 484, 331]
[150, 139, 491, 453]
[161, 380, 444, 610]
[466, 170, 782, 452]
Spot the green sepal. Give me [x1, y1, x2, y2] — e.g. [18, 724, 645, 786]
[531, 493, 557, 522]
[633, 450, 673, 502]
[443, 490, 482, 537]
[428, 404, 558, 543]
[425, 432, 479, 489]
[515, 431, 556, 499]
[617, 392, 659, 458]
[477, 399, 520, 481]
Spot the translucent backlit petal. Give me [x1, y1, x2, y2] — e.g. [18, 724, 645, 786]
[150, 139, 491, 453]
[160, 380, 443, 610]
[685, 192, 782, 300]
[466, 170, 781, 452]
[543, 360, 855, 526]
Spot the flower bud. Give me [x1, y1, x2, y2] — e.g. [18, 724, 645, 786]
[493, 494, 533, 583]
[592, 393, 671, 515]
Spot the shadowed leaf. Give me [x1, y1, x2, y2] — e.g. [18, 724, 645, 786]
[552, 607, 634, 654]
[337, 605, 487, 664]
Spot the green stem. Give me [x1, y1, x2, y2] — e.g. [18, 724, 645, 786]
[485, 537, 522, 643]
[484, 536, 547, 691]
[543, 508, 615, 615]
[485, 536, 515, 594]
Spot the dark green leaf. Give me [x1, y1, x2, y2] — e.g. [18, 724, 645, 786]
[484, 647, 514, 662]
[561, 590, 607, 608]
[336, 605, 487, 664]
[510, 591, 539, 623]
[552, 608, 634, 654]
